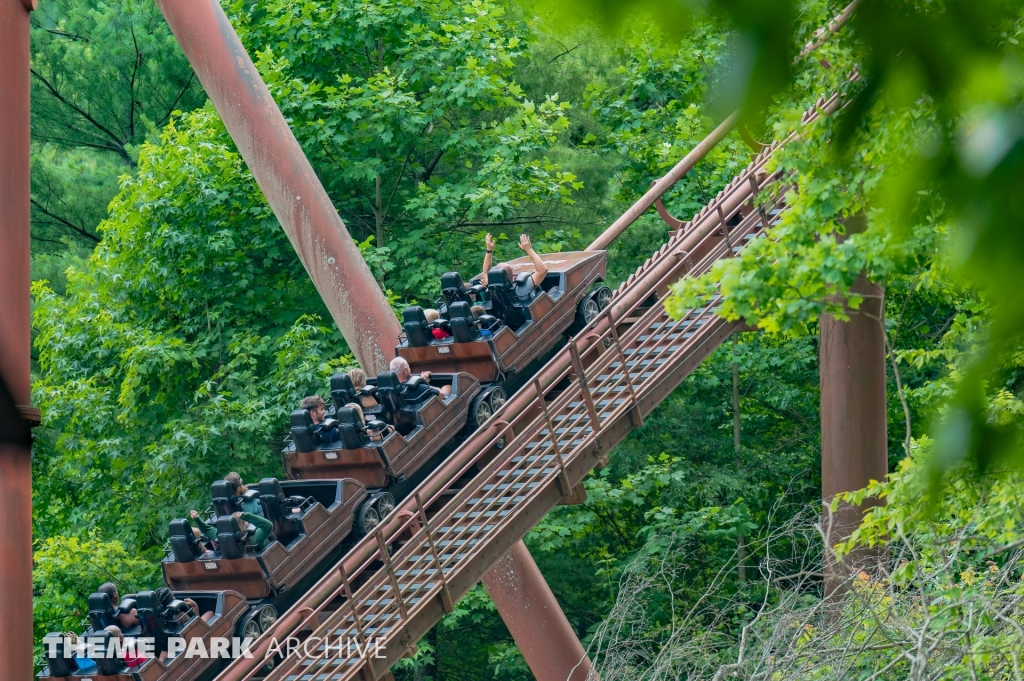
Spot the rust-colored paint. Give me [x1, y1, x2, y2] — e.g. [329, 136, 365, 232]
[587, 112, 738, 252]
[0, 0, 34, 678]
[820, 275, 888, 592]
[153, 0, 400, 373]
[482, 541, 591, 681]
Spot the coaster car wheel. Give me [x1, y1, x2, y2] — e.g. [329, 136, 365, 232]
[355, 499, 381, 537]
[469, 390, 494, 429]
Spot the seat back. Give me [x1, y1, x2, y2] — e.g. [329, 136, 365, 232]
[289, 408, 317, 453]
[168, 518, 204, 563]
[87, 631, 122, 675]
[375, 371, 401, 424]
[441, 272, 469, 306]
[487, 266, 526, 328]
[448, 301, 477, 343]
[216, 515, 248, 559]
[514, 272, 539, 303]
[43, 633, 79, 677]
[211, 479, 238, 517]
[377, 370, 416, 435]
[330, 373, 356, 410]
[334, 406, 369, 450]
[87, 592, 116, 632]
[402, 305, 433, 347]
[257, 478, 302, 545]
[136, 591, 170, 654]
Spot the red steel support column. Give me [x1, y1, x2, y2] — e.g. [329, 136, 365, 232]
[154, 0, 401, 373]
[482, 540, 592, 681]
[0, 0, 36, 677]
[819, 275, 888, 592]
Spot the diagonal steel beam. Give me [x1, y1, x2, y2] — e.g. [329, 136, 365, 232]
[154, 0, 401, 373]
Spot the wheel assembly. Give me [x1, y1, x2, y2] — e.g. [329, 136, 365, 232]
[241, 616, 261, 640]
[356, 498, 381, 536]
[376, 492, 396, 519]
[595, 285, 612, 310]
[257, 604, 278, 631]
[488, 386, 506, 412]
[581, 297, 601, 325]
[469, 391, 493, 428]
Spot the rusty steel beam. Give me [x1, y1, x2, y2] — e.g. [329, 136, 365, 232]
[0, 0, 36, 678]
[587, 112, 738, 252]
[154, 0, 401, 373]
[482, 540, 591, 681]
[820, 274, 888, 593]
[585, 1, 859, 255]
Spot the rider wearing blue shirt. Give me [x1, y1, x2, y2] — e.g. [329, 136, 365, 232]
[301, 395, 341, 446]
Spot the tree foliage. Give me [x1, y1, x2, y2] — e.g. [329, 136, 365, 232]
[30, 0, 204, 246]
[233, 0, 585, 297]
[32, 109, 354, 554]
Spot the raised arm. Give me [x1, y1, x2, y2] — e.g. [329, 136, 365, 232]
[480, 233, 496, 286]
[519, 234, 548, 287]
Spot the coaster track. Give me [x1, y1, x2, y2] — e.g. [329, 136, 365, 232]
[212, 93, 842, 681]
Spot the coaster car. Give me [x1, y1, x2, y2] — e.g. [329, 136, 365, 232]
[397, 250, 608, 387]
[161, 478, 366, 601]
[39, 590, 248, 681]
[282, 370, 482, 491]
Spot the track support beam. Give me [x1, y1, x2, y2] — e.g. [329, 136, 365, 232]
[482, 540, 592, 681]
[154, 0, 401, 373]
[0, 0, 36, 677]
[819, 274, 888, 594]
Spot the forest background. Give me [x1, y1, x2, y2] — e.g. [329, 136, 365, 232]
[27, 0, 1024, 677]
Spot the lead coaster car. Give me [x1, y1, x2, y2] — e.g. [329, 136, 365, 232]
[397, 250, 609, 387]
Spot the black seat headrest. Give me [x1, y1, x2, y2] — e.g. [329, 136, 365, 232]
[258, 477, 285, 501]
[402, 305, 432, 348]
[211, 479, 238, 517]
[377, 370, 400, 390]
[403, 305, 428, 325]
[169, 518, 192, 537]
[289, 408, 317, 453]
[136, 590, 157, 610]
[441, 271, 465, 292]
[478, 314, 499, 329]
[89, 591, 115, 614]
[88, 631, 122, 675]
[88, 592, 116, 631]
[119, 596, 138, 613]
[216, 515, 247, 559]
[330, 372, 355, 395]
[216, 514, 243, 536]
[44, 633, 79, 677]
[334, 406, 362, 425]
[449, 301, 472, 319]
[487, 266, 513, 289]
[515, 271, 532, 288]
[290, 409, 314, 429]
[211, 479, 236, 503]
